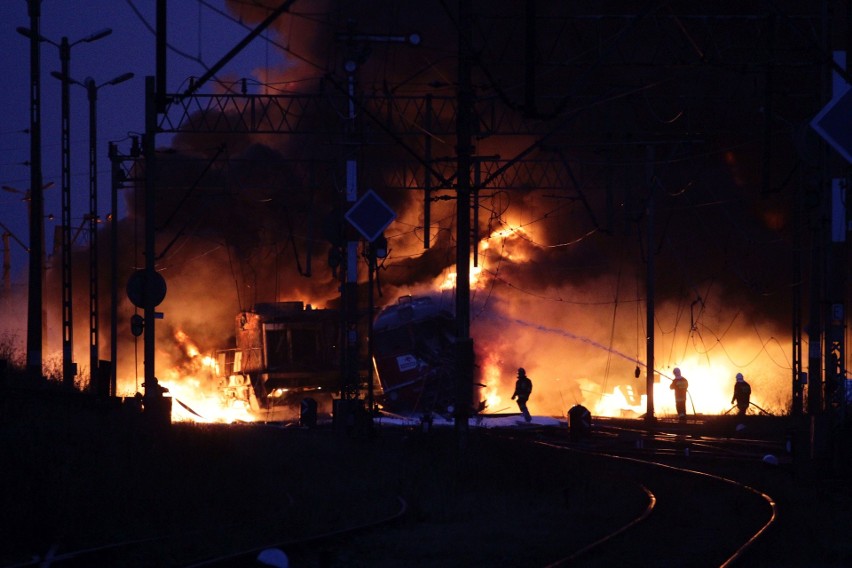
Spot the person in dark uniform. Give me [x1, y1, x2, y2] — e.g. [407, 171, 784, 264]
[512, 367, 533, 422]
[731, 372, 751, 416]
[670, 367, 689, 419]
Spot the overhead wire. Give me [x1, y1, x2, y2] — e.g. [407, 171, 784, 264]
[125, 0, 330, 100]
[121, 2, 806, 402]
[124, 0, 212, 72]
[198, 0, 329, 73]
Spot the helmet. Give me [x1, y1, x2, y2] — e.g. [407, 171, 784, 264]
[736, 373, 744, 381]
[518, 367, 526, 376]
[673, 367, 681, 377]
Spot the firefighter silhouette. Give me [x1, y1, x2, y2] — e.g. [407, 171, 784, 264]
[511, 368, 533, 423]
[670, 367, 689, 419]
[731, 372, 751, 415]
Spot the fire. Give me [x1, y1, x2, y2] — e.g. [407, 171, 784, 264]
[438, 264, 483, 290]
[585, 349, 786, 419]
[480, 224, 531, 263]
[470, 295, 792, 421]
[161, 328, 256, 424]
[161, 376, 255, 424]
[479, 352, 505, 412]
[437, 224, 531, 291]
[174, 329, 205, 367]
[593, 385, 642, 418]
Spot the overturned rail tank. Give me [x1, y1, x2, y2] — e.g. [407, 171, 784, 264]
[214, 296, 480, 419]
[372, 295, 482, 416]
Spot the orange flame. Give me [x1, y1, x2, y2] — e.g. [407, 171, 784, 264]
[479, 352, 505, 412]
[161, 328, 255, 424]
[436, 224, 532, 291]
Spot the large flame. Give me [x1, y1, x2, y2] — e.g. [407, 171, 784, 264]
[121, 212, 791, 424]
[160, 329, 255, 424]
[480, 224, 531, 264]
[479, 351, 506, 413]
[0, 2, 818, 431]
[446, 221, 792, 420]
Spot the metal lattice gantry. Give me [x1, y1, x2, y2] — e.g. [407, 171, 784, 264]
[132, 1, 847, 424]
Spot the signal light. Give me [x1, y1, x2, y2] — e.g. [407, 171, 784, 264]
[130, 314, 144, 337]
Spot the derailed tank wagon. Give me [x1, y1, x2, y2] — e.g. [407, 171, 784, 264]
[372, 295, 482, 416]
[215, 295, 482, 420]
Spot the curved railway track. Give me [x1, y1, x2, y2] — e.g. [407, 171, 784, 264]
[589, 417, 792, 463]
[532, 436, 778, 567]
[2, 415, 813, 567]
[280, 418, 785, 567]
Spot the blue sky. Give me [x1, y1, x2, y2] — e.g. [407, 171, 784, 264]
[0, 0, 279, 281]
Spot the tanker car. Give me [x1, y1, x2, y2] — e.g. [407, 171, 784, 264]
[371, 295, 483, 416]
[215, 295, 481, 420]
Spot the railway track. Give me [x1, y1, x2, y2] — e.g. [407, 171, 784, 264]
[2, 415, 809, 567]
[589, 416, 792, 464]
[8, 494, 407, 567]
[533, 438, 777, 566]
[482, 416, 788, 567]
[275, 418, 785, 567]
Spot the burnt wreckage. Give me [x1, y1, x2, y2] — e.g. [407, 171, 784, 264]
[214, 296, 481, 418]
[216, 302, 345, 418]
[372, 295, 482, 416]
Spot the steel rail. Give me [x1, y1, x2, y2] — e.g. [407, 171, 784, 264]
[543, 483, 657, 568]
[588, 420, 790, 462]
[181, 495, 409, 567]
[534, 438, 778, 567]
[4, 500, 301, 568]
[5, 494, 406, 568]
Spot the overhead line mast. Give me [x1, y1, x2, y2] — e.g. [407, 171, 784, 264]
[136, 3, 835, 435]
[454, 0, 474, 445]
[141, 0, 298, 414]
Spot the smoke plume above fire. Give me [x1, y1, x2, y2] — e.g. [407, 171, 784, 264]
[10, 1, 808, 421]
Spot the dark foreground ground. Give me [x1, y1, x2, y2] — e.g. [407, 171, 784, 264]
[1, 387, 851, 567]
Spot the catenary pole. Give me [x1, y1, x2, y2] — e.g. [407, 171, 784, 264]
[25, 0, 44, 381]
[455, 0, 474, 446]
[645, 145, 656, 422]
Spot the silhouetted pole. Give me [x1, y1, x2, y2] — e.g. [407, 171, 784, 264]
[28, 24, 113, 389]
[53, 28, 112, 388]
[108, 141, 136, 396]
[143, 76, 160, 401]
[58, 37, 75, 388]
[86, 78, 100, 388]
[645, 145, 656, 422]
[71, 72, 133, 391]
[455, 0, 474, 445]
[25, 0, 44, 381]
[792, 171, 804, 415]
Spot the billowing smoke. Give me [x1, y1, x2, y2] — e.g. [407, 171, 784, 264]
[28, 2, 815, 418]
[154, 1, 802, 416]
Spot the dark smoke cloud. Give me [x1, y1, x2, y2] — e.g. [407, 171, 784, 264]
[60, 2, 818, 411]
